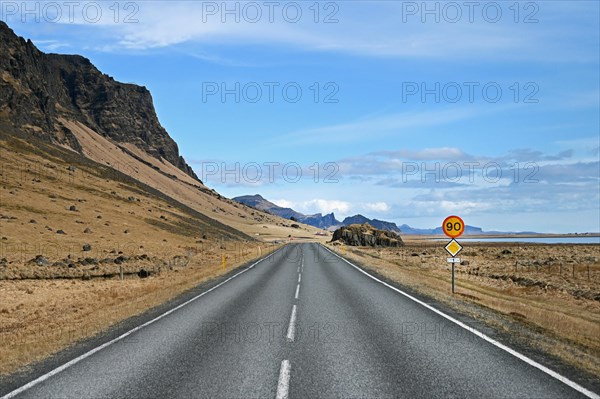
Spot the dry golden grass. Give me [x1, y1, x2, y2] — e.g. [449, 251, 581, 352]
[0, 243, 280, 375]
[61, 118, 327, 242]
[328, 241, 600, 377]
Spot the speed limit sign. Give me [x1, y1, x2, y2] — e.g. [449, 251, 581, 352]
[443, 215, 465, 238]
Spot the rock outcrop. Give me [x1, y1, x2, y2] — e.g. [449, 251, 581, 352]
[331, 223, 404, 247]
[0, 21, 198, 180]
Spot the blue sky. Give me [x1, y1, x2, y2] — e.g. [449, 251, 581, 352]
[3, 1, 599, 232]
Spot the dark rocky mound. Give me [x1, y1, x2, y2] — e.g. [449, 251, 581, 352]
[0, 21, 197, 180]
[331, 223, 404, 247]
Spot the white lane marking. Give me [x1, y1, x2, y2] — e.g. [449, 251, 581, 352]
[298, 273, 302, 283]
[321, 244, 600, 399]
[295, 284, 300, 300]
[1, 248, 285, 399]
[297, 266, 300, 273]
[286, 305, 297, 342]
[276, 360, 291, 399]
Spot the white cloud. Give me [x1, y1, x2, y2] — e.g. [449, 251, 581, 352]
[363, 202, 390, 212]
[374, 147, 468, 161]
[270, 198, 352, 217]
[29, 0, 595, 63]
[271, 199, 295, 208]
[261, 198, 390, 217]
[30, 39, 70, 51]
[303, 199, 351, 215]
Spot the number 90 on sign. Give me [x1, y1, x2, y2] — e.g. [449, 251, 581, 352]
[443, 215, 465, 238]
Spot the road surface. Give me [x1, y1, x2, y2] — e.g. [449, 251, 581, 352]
[1, 243, 597, 398]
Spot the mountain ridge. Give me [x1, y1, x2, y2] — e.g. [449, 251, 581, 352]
[1, 20, 314, 243]
[234, 194, 538, 235]
[232, 194, 339, 229]
[0, 21, 198, 180]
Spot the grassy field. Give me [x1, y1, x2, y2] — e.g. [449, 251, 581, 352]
[0, 130, 297, 375]
[326, 240, 600, 377]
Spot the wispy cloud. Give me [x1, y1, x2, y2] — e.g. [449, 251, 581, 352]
[373, 147, 470, 161]
[274, 107, 478, 146]
[17, 0, 596, 63]
[29, 39, 69, 51]
[270, 198, 391, 219]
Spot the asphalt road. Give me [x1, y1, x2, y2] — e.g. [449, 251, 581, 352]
[2, 243, 597, 398]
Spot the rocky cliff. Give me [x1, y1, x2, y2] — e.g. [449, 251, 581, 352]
[331, 223, 404, 247]
[0, 21, 198, 180]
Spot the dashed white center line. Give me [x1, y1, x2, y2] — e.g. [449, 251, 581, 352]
[278, 254, 303, 398]
[276, 360, 291, 399]
[286, 305, 297, 342]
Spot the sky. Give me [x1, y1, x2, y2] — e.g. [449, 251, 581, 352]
[2, 1, 599, 233]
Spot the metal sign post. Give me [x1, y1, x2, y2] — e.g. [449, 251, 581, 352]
[452, 263, 455, 293]
[443, 216, 465, 294]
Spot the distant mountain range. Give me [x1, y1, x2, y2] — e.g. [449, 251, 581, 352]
[233, 195, 411, 232]
[232, 195, 338, 229]
[233, 194, 538, 235]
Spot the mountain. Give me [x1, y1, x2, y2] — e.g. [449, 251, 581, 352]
[0, 21, 309, 244]
[0, 21, 196, 180]
[302, 212, 339, 229]
[233, 194, 524, 236]
[233, 195, 404, 232]
[233, 195, 340, 229]
[233, 195, 405, 233]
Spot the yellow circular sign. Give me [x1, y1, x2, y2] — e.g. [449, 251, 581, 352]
[442, 215, 465, 238]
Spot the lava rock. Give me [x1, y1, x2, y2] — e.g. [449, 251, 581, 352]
[138, 269, 151, 278]
[114, 255, 129, 264]
[32, 255, 49, 266]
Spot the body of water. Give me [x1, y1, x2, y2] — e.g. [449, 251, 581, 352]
[432, 236, 600, 244]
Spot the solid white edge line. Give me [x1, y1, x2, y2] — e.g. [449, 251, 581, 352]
[298, 274, 301, 283]
[295, 284, 300, 300]
[1, 247, 285, 399]
[286, 305, 297, 342]
[276, 359, 291, 399]
[320, 244, 600, 399]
